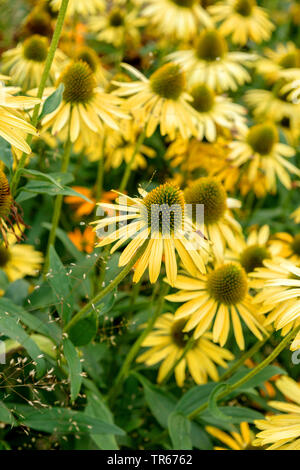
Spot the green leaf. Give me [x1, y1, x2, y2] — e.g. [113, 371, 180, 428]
[0, 401, 15, 425]
[175, 383, 216, 416]
[16, 169, 63, 188]
[228, 366, 287, 393]
[42, 223, 85, 261]
[63, 338, 82, 401]
[39, 83, 64, 120]
[48, 246, 74, 324]
[13, 405, 125, 436]
[85, 391, 119, 450]
[68, 313, 98, 347]
[0, 137, 13, 169]
[208, 383, 232, 422]
[168, 412, 192, 450]
[0, 310, 46, 377]
[134, 373, 176, 428]
[200, 406, 264, 429]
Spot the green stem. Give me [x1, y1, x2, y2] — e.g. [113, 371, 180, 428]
[43, 133, 72, 275]
[108, 283, 169, 404]
[64, 241, 148, 332]
[188, 325, 300, 421]
[119, 129, 146, 192]
[11, 0, 70, 196]
[218, 334, 271, 382]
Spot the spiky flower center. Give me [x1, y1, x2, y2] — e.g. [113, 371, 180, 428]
[75, 48, 99, 73]
[190, 84, 215, 112]
[207, 263, 248, 305]
[184, 177, 227, 225]
[150, 63, 186, 100]
[171, 0, 196, 7]
[171, 319, 193, 348]
[109, 8, 125, 27]
[240, 245, 271, 273]
[234, 0, 255, 16]
[0, 246, 10, 268]
[0, 171, 12, 220]
[196, 30, 228, 62]
[247, 123, 278, 155]
[279, 51, 300, 69]
[59, 61, 96, 104]
[143, 183, 185, 235]
[23, 35, 48, 62]
[291, 234, 300, 256]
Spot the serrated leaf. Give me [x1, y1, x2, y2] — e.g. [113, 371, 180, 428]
[168, 412, 192, 450]
[39, 83, 64, 120]
[16, 169, 63, 188]
[0, 401, 15, 425]
[63, 338, 82, 401]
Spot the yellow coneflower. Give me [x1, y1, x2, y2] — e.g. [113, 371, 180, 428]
[255, 42, 300, 83]
[251, 259, 300, 351]
[113, 62, 198, 140]
[0, 226, 43, 281]
[189, 83, 247, 142]
[104, 121, 156, 171]
[94, 183, 209, 286]
[41, 61, 129, 146]
[228, 123, 300, 192]
[138, 0, 212, 40]
[228, 225, 280, 274]
[74, 46, 108, 87]
[1, 35, 66, 90]
[206, 422, 257, 450]
[89, 5, 145, 48]
[168, 28, 256, 91]
[19, 8, 54, 39]
[254, 376, 300, 450]
[51, 0, 104, 16]
[209, 0, 274, 46]
[244, 80, 300, 124]
[0, 77, 39, 154]
[137, 313, 234, 386]
[166, 263, 267, 349]
[184, 177, 243, 261]
[269, 232, 300, 264]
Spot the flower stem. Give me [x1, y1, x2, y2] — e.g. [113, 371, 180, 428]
[64, 241, 148, 332]
[218, 334, 271, 382]
[119, 129, 146, 192]
[95, 137, 106, 202]
[11, 0, 70, 196]
[187, 325, 300, 421]
[43, 133, 72, 275]
[108, 283, 169, 405]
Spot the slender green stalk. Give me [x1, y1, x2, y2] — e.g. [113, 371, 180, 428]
[161, 335, 195, 385]
[119, 129, 146, 192]
[219, 334, 271, 382]
[64, 241, 148, 332]
[108, 283, 169, 404]
[11, 0, 70, 196]
[43, 131, 72, 275]
[187, 325, 300, 420]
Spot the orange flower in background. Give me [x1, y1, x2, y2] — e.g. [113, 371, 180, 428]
[68, 226, 95, 254]
[64, 187, 96, 218]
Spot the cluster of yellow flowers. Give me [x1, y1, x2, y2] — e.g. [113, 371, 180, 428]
[0, 0, 300, 451]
